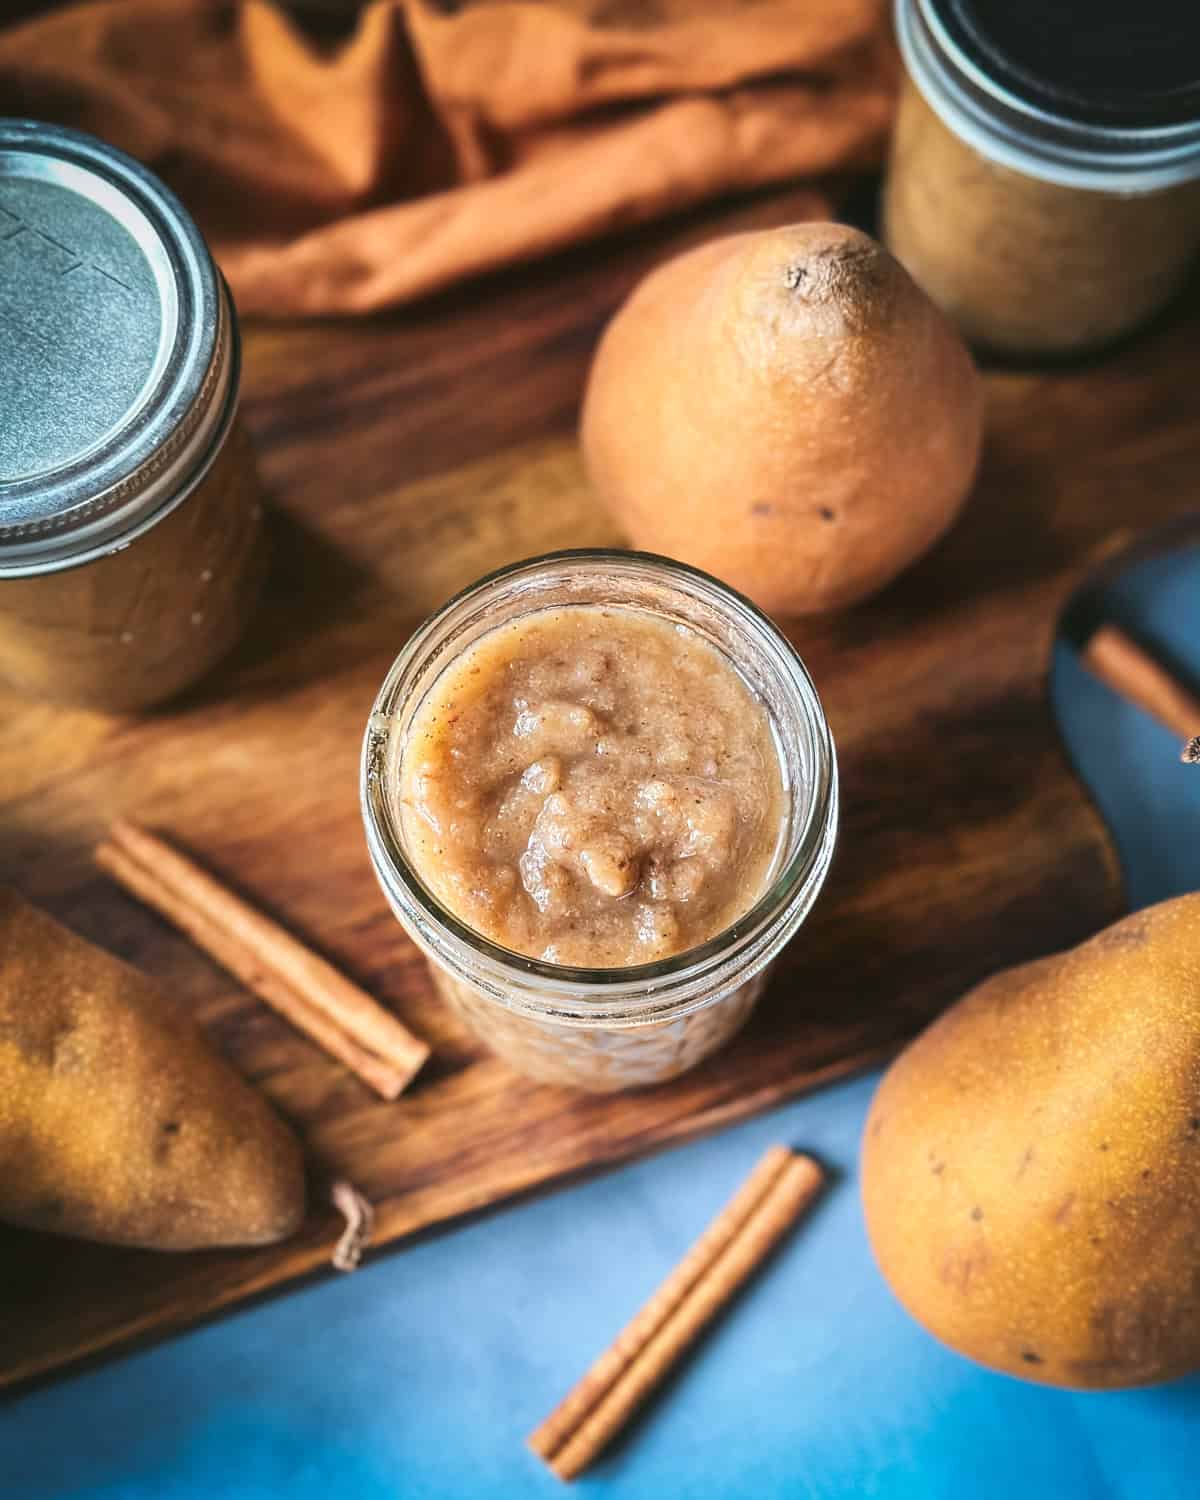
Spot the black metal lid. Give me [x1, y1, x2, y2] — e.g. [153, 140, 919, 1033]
[935, 0, 1200, 129]
[901, 0, 1200, 187]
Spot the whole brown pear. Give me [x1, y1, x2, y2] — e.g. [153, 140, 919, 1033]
[0, 889, 305, 1251]
[581, 223, 983, 615]
[862, 894, 1200, 1388]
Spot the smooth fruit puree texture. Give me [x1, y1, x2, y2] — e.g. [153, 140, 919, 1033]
[399, 605, 786, 968]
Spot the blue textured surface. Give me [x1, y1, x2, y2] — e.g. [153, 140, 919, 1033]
[3, 546, 1200, 1498]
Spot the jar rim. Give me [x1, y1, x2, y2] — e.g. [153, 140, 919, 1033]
[899, 0, 1200, 190]
[361, 549, 839, 1024]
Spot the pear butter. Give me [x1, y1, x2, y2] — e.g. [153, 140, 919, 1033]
[400, 605, 786, 969]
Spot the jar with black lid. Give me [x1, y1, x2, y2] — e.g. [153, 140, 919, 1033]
[884, 0, 1200, 356]
[0, 121, 266, 711]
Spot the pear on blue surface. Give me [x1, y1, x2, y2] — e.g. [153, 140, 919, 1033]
[862, 894, 1200, 1388]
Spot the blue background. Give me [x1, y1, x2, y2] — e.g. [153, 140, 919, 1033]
[3, 546, 1199, 1498]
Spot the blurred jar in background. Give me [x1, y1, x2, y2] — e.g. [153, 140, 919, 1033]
[884, 0, 1200, 357]
[0, 120, 266, 712]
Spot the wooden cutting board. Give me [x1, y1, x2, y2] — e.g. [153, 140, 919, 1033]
[2, 186, 1198, 1393]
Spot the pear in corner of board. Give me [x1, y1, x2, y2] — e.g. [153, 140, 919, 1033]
[0, 888, 305, 1252]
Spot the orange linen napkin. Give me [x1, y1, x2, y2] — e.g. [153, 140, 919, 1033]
[0, 0, 897, 315]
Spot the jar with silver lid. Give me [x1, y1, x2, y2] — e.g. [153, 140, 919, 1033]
[884, 0, 1200, 356]
[0, 120, 266, 711]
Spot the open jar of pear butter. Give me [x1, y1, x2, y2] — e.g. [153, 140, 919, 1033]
[885, 0, 1200, 356]
[0, 121, 266, 711]
[363, 552, 838, 1092]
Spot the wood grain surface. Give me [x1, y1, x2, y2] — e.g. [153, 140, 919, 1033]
[3, 185, 1198, 1392]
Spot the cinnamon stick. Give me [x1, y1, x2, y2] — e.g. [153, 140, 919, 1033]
[96, 839, 408, 1098]
[1082, 625, 1200, 755]
[529, 1146, 824, 1482]
[96, 822, 429, 1099]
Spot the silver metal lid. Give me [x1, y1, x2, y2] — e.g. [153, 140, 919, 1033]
[0, 120, 233, 576]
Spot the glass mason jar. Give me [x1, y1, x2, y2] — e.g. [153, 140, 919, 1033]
[362, 550, 838, 1093]
[884, 0, 1200, 357]
[0, 120, 266, 711]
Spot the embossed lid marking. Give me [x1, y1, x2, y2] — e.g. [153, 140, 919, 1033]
[0, 120, 229, 575]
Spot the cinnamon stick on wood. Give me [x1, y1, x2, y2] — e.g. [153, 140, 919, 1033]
[1081, 625, 1200, 761]
[96, 821, 429, 1099]
[97, 838, 408, 1098]
[529, 1146, 824, 1482]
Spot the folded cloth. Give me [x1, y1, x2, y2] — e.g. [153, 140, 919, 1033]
[0, 0, 897, 316]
